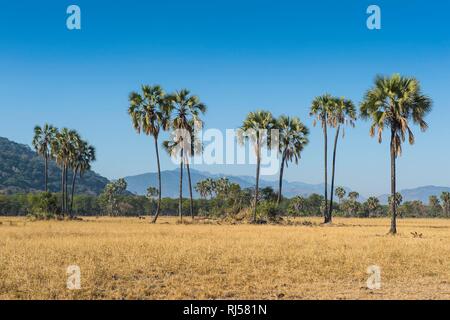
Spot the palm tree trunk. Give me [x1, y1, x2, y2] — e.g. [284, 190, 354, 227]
[65, 165, 69, 215]
[61, 166, 65, 214]
[254, 151, 261, 222]
[328, 125, 340, 223]
[179, 149, 184, 223]
[389, 131, 397, 234]
[277, 152, 286, 205]
[186, 158, 194, 220]
[152, 136, 162, 224]
[44, 155, 48, 192]
[70, 166, 79, 218]
[323, 120, 329, 223]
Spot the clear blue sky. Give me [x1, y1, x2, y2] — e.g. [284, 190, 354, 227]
[0, 0, 449, 196]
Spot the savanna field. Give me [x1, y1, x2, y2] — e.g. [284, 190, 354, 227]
[0, 216, 449, 300]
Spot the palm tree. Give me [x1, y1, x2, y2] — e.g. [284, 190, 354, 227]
[276, 116, 309, 205]
[162, 139, 184, 222]
[365, 197, 380, 216]
[195, 178, 216, 199]
[146, 186, 159, 216]
[128, 85, 169, 223]
[238, 110, 276, 222]
[32, 124, 57, 192]
[310, 94, 334, 223]
[52, 128, 77, 215]
[328, 97, 356, 221]
[195, 180, 209, 199]
[360, 74, 432, 234]
[348, 191, 360, 201]
[335, 186, 346, 205]
[205, 178, 217, 198]
[164, 89, 207, 221]
[440, 192, 450, 216]
[69, 139, 96, 216]
[388, 192, 403, 212]
[428, 195, 441, 216]
[185, 126, 203, 220]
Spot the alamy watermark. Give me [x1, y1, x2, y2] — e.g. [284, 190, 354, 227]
[66, 5, 81, 30]
[65, 4, 380, 32]
[366, 265, 382, 290]
[164, 123, 281, 176]
[66, 265, 81, 290]
[367, 5, 381, 30]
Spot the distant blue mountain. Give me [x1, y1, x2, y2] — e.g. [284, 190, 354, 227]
[123, 168, 352, 199]
[378, 186, 450, 204]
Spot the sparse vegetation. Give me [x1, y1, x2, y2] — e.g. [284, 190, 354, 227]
[1, 216, 449, 300]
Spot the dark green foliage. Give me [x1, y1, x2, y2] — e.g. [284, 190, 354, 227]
[27, 192, 59, 219]
[257, 201, 280, 220]
[0, 192, 448, 218]
[0, 137, 108, 195]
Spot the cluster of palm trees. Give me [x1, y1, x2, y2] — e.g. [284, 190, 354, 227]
[238, 111, 310, 221]
[32, 124, 96, 217]
[310, 95, 357, 223]
[128, 74, 432, 234]
[128, 86, 206, 223]
[195, 178, 223, 199]
[438, 192, 450, 216]
[309, 74, 432, 234]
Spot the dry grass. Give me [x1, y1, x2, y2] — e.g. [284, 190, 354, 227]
[0, 216, 449, 300]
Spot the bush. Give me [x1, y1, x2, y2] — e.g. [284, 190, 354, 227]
[257, 201, 280, 221]
[27, 192, 59, 220]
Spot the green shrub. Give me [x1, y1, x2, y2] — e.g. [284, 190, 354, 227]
[27, 192, 59, 220]
[257, 201, 280, 221]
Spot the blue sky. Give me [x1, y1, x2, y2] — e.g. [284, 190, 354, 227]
[0, 0, 449, 196]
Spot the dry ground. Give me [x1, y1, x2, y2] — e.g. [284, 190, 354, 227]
[0, 216, 449, 300]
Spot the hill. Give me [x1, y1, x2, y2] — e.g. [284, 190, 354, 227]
[0, 137, 108, 195]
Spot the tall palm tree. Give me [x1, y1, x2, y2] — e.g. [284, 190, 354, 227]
[360, 74, 432, 234]
[310, 94, 334, 223]
[32, 124, 57, 192]
[238, 110, 276, 222]
[52, 128, 77, 215]
[328, 97, 356, 221]
[195, 180, 209, 199]
[276, 116, 309, 204]
[128, 85, 169, 223]
[162, 138, 184, 222]
[69, 139, 96, 216]
[184, 125, 203, 220]
[165, 89, 206, 221]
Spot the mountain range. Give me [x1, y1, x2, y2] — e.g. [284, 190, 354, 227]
[123, 168, 348, 199]
[1, 135, 448, 203]
[378, 186, 450, 204]
[0, 136, 108, 195]
[124, 170, 450, 204]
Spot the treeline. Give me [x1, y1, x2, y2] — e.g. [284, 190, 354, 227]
[1, 184, 448, 219]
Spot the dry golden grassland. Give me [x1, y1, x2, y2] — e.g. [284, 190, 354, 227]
[0, 216, 449, 300]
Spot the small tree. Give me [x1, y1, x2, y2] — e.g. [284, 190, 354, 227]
[388, 193, 403, 218]
[364, 197, 380, 217]
[348, 191, 359, 201]
[146, 186, 159, 216]
[335, 186, 346, 204]
[100, 179, 128, 216]
[428, 195, 441, 216]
